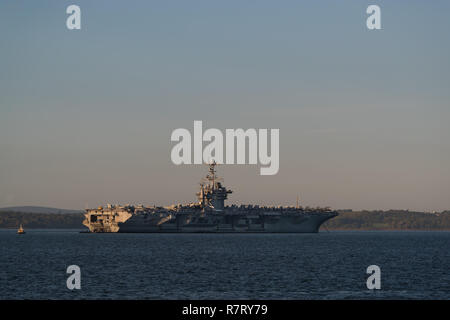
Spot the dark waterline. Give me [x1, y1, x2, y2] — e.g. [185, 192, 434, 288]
[1, 230, 449, 299]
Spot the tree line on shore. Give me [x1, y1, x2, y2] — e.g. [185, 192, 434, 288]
[323, 210, 450, 230]
[0, 212, 84, 229]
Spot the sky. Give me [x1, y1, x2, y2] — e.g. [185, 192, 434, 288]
[0, 0, 449, 211]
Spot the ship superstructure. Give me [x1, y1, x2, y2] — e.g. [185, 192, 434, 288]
[197, 162, 232, 211]
[83, 162, 338, 233]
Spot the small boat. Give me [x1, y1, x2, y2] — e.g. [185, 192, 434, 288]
[17, 224, 25, 234]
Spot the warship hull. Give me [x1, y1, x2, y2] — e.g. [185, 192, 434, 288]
[85, 211, 336, 233]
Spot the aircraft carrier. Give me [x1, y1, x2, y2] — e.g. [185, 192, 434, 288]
[83, 162, 338, 233]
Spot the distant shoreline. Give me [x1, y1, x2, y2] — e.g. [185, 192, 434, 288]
[2, 228, 450, 232]
[1, 210, 449, 231]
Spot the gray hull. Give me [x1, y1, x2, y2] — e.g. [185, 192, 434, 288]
[117, 212, 335, 233]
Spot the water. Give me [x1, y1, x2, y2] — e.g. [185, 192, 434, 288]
[1, 230, 449, 299]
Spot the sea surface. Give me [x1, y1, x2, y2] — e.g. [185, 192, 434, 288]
[1, 230, 449, 299]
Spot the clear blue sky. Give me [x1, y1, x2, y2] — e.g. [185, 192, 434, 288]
[1, 1, 449, 211]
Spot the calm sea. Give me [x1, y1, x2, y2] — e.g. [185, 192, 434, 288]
[1, 230, 449, 299]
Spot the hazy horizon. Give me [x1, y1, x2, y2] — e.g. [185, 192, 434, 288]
[1, 1, 449, 211]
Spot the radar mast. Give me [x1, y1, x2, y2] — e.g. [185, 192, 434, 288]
[197, 161, 232, 211]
